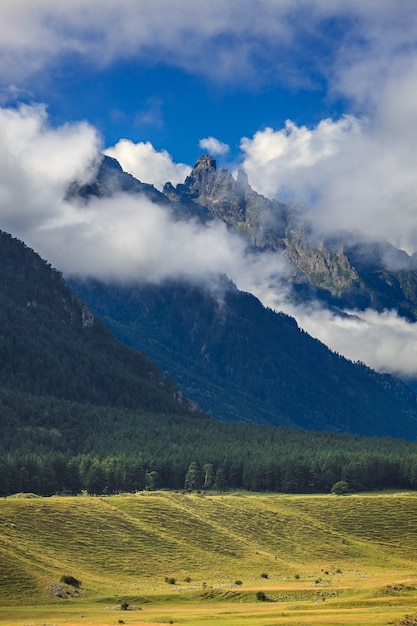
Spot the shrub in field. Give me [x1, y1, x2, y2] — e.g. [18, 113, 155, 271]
[260, 572, 268, 579]
[256, 591, 268, 601]
[60, 575, 81, 588]
[395, 615, 417, 625]
[165, 576, 176, 585]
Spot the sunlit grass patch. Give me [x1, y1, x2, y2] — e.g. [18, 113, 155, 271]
[1, 491, 417, 625]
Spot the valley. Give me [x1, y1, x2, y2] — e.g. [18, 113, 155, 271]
[3, 5, 417, 625]
[1, 491, 417, 625]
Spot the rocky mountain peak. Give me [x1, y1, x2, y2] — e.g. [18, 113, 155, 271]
[195, 154, 217, 171]
[181, 154, 219, 199]
[236, 169, 250, 191]
[69, 152, 417, 322]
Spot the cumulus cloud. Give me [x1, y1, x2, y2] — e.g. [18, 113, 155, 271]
[0, 102, 287, 301]
[104, 139, 191, 190]
[2, 103, 417, 380]
[208, 2, 416, 256]
[241, 91, 417, 254]
[199, 137, 230, 156]
[240, 116, 361, 200]
[0, 103, 100, 237]
[1, 1, 416, 92]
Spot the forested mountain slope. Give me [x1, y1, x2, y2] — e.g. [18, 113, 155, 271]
[62, 154, 417, 438]
[70, 276, 417, 439]
[0, 230, 199, 416]
[2, 231, 417, 495]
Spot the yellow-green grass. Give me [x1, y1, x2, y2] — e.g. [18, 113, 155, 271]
[1, 491, 417, 625]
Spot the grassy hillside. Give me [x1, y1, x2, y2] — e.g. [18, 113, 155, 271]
[1, 492, 417, 625]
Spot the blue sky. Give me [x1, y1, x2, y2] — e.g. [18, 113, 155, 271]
[36, 49, 344, 168]
[42, 62, 334, 165]
[4, 37, 319, 166]
[0, 2, 367, 167]
[2, 0, 416, 233]
[2, 1, 417, 377]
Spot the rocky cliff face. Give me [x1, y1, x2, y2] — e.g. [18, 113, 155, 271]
[284, 228, 360, 296]
[164, 155, 417, 319]
[68, 152, 417, 321]
[68, 155, 168, 204]
[166, 155, 291, 242]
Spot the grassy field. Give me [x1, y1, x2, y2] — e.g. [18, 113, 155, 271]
[1, 491, 417, 625]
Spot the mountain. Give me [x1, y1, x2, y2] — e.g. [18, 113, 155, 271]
[67, 154, 169, 205]
[69, 275, 417, 439]
[79, 154, 417, 321]
[3, 224, 417, 497]
[0, 229, 200, 416]
[166, 155, 417, 320]
[63, 154, 417, 439]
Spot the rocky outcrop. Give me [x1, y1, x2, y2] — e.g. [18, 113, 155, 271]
[163, 155, 417, 318]
[68, 152, 417, 320]
[67, 155, 168, 205]
[284, 229, 360, 295]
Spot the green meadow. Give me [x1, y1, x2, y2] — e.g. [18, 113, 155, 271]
[1, 491, 417, 625]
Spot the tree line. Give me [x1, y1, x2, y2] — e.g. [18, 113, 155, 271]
[3, 442, 417, 497]
[3, 383, 417, 498]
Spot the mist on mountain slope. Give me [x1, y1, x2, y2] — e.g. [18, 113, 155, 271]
[1, 103, 417, 380]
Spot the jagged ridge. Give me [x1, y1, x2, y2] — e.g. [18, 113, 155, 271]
[166, 155, 417, 319]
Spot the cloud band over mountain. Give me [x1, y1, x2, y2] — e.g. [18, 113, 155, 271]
[1, 2, 417, 381]
[0, 102, 416, 382]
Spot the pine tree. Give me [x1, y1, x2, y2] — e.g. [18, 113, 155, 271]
[184, 461, 201, 491]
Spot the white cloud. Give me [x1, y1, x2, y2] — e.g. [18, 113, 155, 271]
[240, 116, 361, 201]
[1, 1, 416, 91]
[0, 102, 287, 304]
[240, 85, 417, 254]
[2, 103, 417, 381]
[293, 306, 417, 380]
[0, 103, 100, 236]
[0, 1, 295, 84]
[104, 139, 191, 190]
[199, 137, 230, 156]
[40, 193, 288, 292]
[249, 283, 417, 380]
